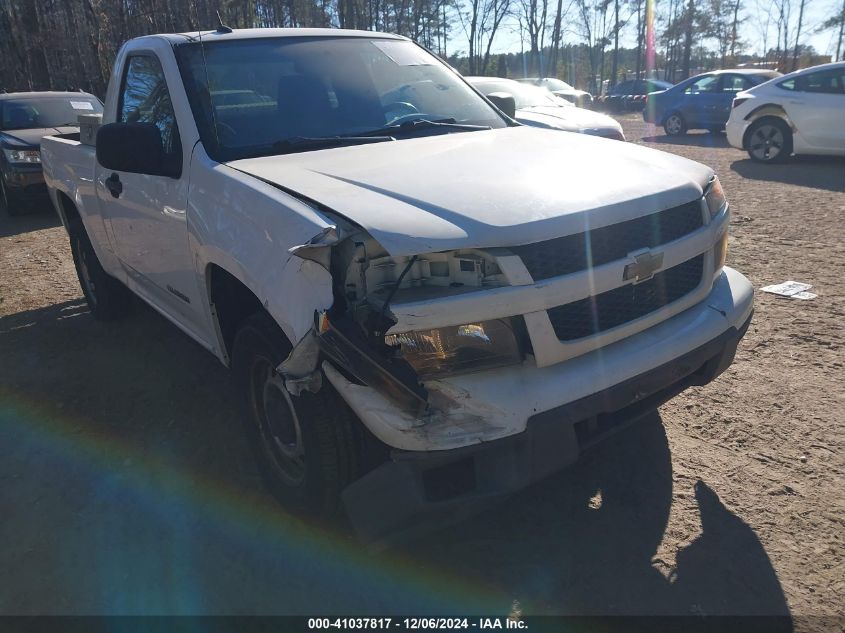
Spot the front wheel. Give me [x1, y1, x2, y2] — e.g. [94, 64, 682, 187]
[663, 112, 687, 136]
[746, 118, 792, 163]
[232, 312, 359, 518]
[0, 177, 19, 216]
[68, 221, 133, 320]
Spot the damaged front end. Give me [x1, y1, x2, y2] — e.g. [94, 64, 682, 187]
[279, 220, 529, 452]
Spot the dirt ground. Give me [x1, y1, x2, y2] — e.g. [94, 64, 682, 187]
[0, 114, 843, 628]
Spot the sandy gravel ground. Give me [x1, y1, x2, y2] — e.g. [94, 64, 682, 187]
[0, 114, 842, 629]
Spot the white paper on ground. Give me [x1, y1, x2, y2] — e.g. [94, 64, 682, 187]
[760, 281, 812, 297]
[790, 291, 817, 300]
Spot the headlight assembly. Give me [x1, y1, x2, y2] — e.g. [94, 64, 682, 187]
[714, 230, 729, 274]
[3, 148, 41, 164]
[385, 318, 524, 378]
[704, 176, 727, 219]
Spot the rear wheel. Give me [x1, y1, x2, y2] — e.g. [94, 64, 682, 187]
[68, 221, 133, 320]
[663, 112, 687, 136]
[746, 118, 792, 163]
[232, 312, 359, 518]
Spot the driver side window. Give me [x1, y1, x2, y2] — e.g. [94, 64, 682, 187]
[119, 54, 181, 160]
[685, 75, 720, 94]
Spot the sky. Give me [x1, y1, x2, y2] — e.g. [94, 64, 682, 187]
[454, 0, 842, 62]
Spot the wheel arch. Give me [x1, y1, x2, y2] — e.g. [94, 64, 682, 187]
[55, 189, 82, 231]
[205, 262, 273, 364]
[741, 105, 794, 149]
[202, 254, 334, 367]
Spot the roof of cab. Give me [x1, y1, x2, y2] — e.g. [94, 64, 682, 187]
[0, 91, 99, 101]
[140, 27, 407, 45]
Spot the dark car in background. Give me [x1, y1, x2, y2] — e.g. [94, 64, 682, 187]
[601, 79, 674, 112]
[643, 69, 781, 135]
[516, 77, 593, 108]
[1, 91, 103, 215]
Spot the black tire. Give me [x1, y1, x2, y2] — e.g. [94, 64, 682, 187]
[663, 112, 687, 136]
[68, 220, 133, 320]
[232, 311, 359, 518]
[0, 177, 20, 216]
[746, 117, 792, 164]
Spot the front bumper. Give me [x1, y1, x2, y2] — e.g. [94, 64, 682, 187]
[333, 267, 754, 543]
[343, 310, 752, 544]
[2, 164, 47, 201]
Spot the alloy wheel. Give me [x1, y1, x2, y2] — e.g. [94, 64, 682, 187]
[666, 115, 683, 135]
[749, 124, 784, 161]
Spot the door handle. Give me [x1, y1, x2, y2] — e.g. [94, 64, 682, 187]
[105, 173, 123, 198]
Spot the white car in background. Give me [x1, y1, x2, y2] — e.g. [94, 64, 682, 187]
[726, 62, 845, 163]
[468, 77, 625, 141]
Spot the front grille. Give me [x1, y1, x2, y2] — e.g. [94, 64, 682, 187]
[547, 255, 704, 341]
[511, 200, 703, 281]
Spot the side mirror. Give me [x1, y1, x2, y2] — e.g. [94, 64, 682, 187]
[486, 92, 517, 119]
[96, 122, 178, 177]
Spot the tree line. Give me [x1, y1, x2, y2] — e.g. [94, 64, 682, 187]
[0, 0, 842, 97]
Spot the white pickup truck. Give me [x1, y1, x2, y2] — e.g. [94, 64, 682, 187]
[42, 27, 753, 542]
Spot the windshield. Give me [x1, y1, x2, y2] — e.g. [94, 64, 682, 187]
[175, 37, 506, 161]
[472, 80, 559, 109]
[0, 97, 102, 131]
[541, 78, 574, 91]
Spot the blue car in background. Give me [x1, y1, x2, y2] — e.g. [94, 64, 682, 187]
[643, 69, 781, 136]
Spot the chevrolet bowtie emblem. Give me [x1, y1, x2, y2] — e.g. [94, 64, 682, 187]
[623, 250, 664, 283]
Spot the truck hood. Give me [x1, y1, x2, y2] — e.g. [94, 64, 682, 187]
[516, 105, 622, 133]
[228, 126, 713, 256]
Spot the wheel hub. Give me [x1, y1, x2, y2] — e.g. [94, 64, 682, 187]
[751, 125, 783, 160]
[257, 367, 305, 485]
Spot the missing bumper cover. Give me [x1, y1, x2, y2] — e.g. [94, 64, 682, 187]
[316, 311, 428, 410]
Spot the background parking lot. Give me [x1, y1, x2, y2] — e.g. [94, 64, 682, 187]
[1, 114, 843, 628]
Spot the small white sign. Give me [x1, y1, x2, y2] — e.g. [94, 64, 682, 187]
[790, 291, 817, 300]
[760, 281, 815, 299]
[70, 101, 94, 111]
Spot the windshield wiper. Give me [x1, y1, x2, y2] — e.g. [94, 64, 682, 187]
[358, 118, 492, 137]
[268, 135, 395, 155]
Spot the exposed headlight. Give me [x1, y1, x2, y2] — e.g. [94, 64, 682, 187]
[714, 230, 729, 273]
[385, 318, 523, 378]
[704, 176, 727, 219]
[3, 148, 41, 164]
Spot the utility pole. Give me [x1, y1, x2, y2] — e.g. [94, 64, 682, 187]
[611, 0, 620, 85]
[792, 0, 806, 70]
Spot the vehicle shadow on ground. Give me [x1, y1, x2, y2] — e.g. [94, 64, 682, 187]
[0, 203, 61, 238]
[731, 157, 845, 193]
[0, 300, 792, 622]
[409, 414, 792, 624]
[641, 132, 731, 149]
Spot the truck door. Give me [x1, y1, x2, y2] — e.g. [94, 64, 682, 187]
[96, 53, 206, 333]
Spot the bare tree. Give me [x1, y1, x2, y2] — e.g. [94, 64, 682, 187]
[791, 0, 807, 69]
